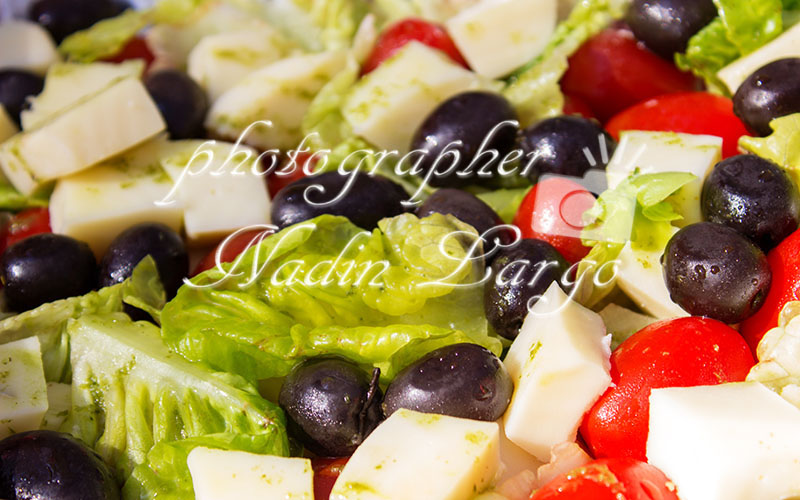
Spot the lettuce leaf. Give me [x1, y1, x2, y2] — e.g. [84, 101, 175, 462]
[65, 314, 288, 500]
[161, 214, 502, 383]
[476, 188, 530, 224]
[675, 19, 740, 94]
[293, 0, 370, 50]
[0, 179, 49, 211]
[739, 113, 800, 185]
[747, 301, 800, 408]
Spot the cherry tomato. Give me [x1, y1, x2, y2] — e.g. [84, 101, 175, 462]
[361, 18, 469, 75]
[312, 457, 349, 500]
[581, 317, 755, 461]
[1, 207, 51, 254]
[563, 93, 595, 119]
[100, 36, 155, 68]
[561, 28, 697, 122]
[513, 178, 595, 263]
[530, 458, 679, 500]
[605, 92, 749, 158]
[267, 152, 317, 199]
[191, 228, 273, 276]
[741, 227, 800, 353]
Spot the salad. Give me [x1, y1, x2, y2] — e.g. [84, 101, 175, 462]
[1, 0, 800, 498]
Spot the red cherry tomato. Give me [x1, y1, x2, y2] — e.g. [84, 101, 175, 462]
[101, 37, 155, 68]
[1, 207, 51, 254]
[530, 458, 680, 500]
[192, 228, 273, 276]
[581, 317, 755, 461]
[267, 152, 317, 199]
[513, 178, 595, 263]
[605, 92, 749, 158]
[741, 227, 800, 353]
[563, 93, 595, 119]
[312, 457, 349, 500]
[561, 28, 697, 122]
[361, 18, 469, 75]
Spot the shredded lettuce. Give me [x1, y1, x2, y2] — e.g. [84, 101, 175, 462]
[739, 113, 800, 185]
[294, 0, 370, 50]
[475, 188, 530, 224]
[747, 301, 800, 409]
[0, 179, 49, 211]
[161, 214, 502, 383]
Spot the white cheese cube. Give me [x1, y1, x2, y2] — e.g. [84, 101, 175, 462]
[0, 337, 48, 438]
[41, 382, 71, 431]
[496, 420, 542, 484]
[412, 0, 481, 22]
[49, 139, 184, 256]
[161, 140, 271, 245]
[330, 409, 500, 500]
[0, 21, 59, 76]
[606, 131, 722, 226]
[187, 447, 313, 500]
[616, 235, 688, 321]
[0, 77, 165, 195]
[342, 41, 484, 153]
[648, 382, 800, 500]
[0, 105, 18, 144]
[718, 23, 800, 95]
[207, 51, 346, 151]
[446, 0, 557, 79]
[502, 282, 611, 461]
[188, 28, 290, 101]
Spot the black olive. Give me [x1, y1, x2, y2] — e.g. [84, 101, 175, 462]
[144, 70, 209, 140]
[733, 58, 800, 137]
[0, 70, 44, 126]
[28, 0, 129, 43]
[625, 0, 717, 59]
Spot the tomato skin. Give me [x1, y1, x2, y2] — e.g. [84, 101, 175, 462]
[1, 207, 51, 254]
[605, 92, 749, 158]
[312, 457, 349, 500]
[530, 458, 679, 500]
[513, 178, 595, 263]
[561, 28, 697, 122]
[266, 152, 317, 199]
[191, 228, 273, 276]
[361, 18, 469, 75]
[562, 93, 595, 119]
[100, 37, 155, 68]
[741, 227, 800, 352]
[581, 317, 755, 461]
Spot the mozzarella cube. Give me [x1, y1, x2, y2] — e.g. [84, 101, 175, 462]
[161, 140, 271, 245]
[0, 77, 165, 195]
[342, 41, 484, 152]
[446, 0, 557, 79]
[49, 139, 184, 256]
[648, 382, 800, 500]
[0, 105, 18, 144]
[207, 51, 346, 151]
[330, 409, 500, 500]
[503, 282, 611, 461]
[0, 337, 48, 438]
[0, 21, 59, 76]
[606, 131, 722, 226]
[188, 447, 313, 500]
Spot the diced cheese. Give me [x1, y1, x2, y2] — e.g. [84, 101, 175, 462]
[0, 21, 59, 76]
[0, 77, 165, 195]
[0, 105, 18, 143]
[160, 140, 271, 245]
[188, 447, 313, 500]
[49, 138, 184, 256]
[502, 282, 611, 461]
[412, 0, 481, 21]
[40, 382, 71, 431]
[207, 50, 346, 150]
[187, 27, 291, 101]
[615, 234, 689, 320]
[446, 0, 557, 79]
[598, 303, 658, 349]
[496, 420, 542, 484]
[22, 60, 145, 131]
[342, 41, 484, 153]
[606, 131, 722, 226]
[648, 382, 800, 500]
[0, 337, 48, 438]
[330, 409, 500, 500]
[718, 22, 800, 94]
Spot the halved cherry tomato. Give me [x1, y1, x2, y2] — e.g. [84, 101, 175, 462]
[101, 36, 155, 68]
[191, 228, 273, 276]
[267, 152, 317, 199]
[605, 92, 749, 158]
[312, 457, 349, 500]
[530, 458, 679, 500]
[513, 178, 595, 263]
[563, 93, 595, 119]
[361, 18, 469, 75]
[581, 317, 754, 461]
[1, 207, 51, 254]
[561, 28, 697, 122]
[741, 227, 800, 353]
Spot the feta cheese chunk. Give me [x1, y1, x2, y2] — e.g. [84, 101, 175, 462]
[0, 77, 165, 195]
[503, 282, 611, 461]
[606, 131, 722, 226]
[0, 337, 48, 438]
[188, 447, 313, 500]
[648, 382, 800, 500]
[342, 41, 483, 152]
[446, 0, 557, 79]
[0, 21, 59, 76]
[40, 382, 71, 431]
[330, 409, 500, 500]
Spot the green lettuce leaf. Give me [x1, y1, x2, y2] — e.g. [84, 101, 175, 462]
[675, 19, 739, 94]
[0, 179, 49, 211]
[161, 214, 502, 383]
[739, 113, 800, 185]
[503, 0, 630, 126]
[476, 188, 530, 224]
[747, 301, 800, 408]
[293, 0, 370, 50]
[65, 314, 288, 500]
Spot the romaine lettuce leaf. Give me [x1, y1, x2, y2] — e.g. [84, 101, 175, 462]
[161, 214, 502, 383]
[294, 0, 370, 50]
[747, 301, 800, 408]
[739, 113, 800, 185]
[0, 179, 49, 211]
